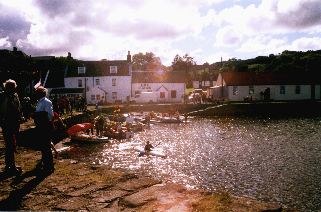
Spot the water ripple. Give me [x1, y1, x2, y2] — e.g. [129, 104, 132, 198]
[70, 117, 321, 212]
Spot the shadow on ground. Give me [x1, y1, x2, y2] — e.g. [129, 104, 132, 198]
[0, 167, 51, 211]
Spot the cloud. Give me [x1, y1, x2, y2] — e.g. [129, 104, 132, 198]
[1, 0, 321, 66]
[0, 36, 11, 48]
[3, 0, 213, 63]
[215, 26, 243, 47]
[0, 4, 31, 45]
[237, 35, 287, 54]
[0, 0, 208, 65]
[108, 21, 182, 39]
[209, 0, 321, 61]
[289, 37, 321, 51]
[34, 0, 73, 18]
[272, 0, 321, 29]
[203, 51, 232, 63]
[213, 0, 321, 36]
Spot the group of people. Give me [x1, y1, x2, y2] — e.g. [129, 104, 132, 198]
[0, 79, 56, 177]
[51, 95, 86, 116]
[91, 113, 142, 140]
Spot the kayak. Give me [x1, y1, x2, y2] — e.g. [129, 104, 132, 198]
[135, 146, 166, 158]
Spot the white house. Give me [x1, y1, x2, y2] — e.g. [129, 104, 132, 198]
[63, 52, 132, 104]
[131, 71, 186, 103]
[210, 72, 321, 101]
[193, 80, 216, 89]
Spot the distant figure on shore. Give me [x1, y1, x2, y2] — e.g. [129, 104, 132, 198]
[145, 113, 151, 127]
[34, 86, 55, 175]
[184, 113, 188, 123]
[21, 96, 33, 121]
[144, 141, 153, 152]
[0, 79, 23, 176]
[95, 114, 106, 137]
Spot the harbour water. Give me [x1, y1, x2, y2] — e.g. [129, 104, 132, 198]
[68, 116, 321, 211]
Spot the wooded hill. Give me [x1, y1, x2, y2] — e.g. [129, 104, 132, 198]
[205, 50, 321, 73]
[187, 50, 321, 87]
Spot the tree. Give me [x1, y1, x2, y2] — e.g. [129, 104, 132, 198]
[171, 54, 196, 71]
[171, 54, 196, 87]
[132, 52, 162, 71]
[0, 49, 34, 95]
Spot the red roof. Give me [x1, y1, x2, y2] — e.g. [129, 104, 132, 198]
[221, 72, 321, 86]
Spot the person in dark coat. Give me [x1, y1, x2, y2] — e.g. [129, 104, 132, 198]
[144, 141, 153, 152]
[0, 79, 23, 176]
[34, 86, 54, 175]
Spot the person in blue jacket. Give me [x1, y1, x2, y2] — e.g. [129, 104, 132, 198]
[34, 86, 54, 175]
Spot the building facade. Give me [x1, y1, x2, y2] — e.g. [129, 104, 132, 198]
[131, 71, 186, 103]
[210, 72, 321, 101]
[64, 52, 132, 104]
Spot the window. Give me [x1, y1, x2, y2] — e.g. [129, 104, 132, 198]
[171, 90, 177, 98]
[110, 66, 117, 74]
[78, 79, 83, 87]
[295, 85, 300, 94]
[249, 86, 254, 95]
[78, 66, 86, 74]
[95, 79, 100, 85]
[140, 83, 151, 89]
[160, 92, 165, 98]
[232, 86, 238, 95]
[91, 95, 95, 101]
[112, 92, 117, 99]
[112, 78, 116, 86]
[280, 85, 285, 94]
[96, 95, 100, 101]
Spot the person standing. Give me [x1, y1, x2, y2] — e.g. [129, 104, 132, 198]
[0, 79, 22, 176]
[34, 86, 54, 175]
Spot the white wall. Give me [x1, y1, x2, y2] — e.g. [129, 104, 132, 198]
[226, 85, 312, 101]
[65, 76, 131, 104]
[273, 85, 311, 100]
[132, 83, 185, 103]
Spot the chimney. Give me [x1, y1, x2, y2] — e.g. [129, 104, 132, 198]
[127, 50, 131, 62]
[13, 47, 17, 52]
[67, 52, 72, 58]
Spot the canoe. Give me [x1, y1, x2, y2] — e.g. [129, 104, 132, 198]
[70, 133, 109, 143]
[135, 146, 166, 158]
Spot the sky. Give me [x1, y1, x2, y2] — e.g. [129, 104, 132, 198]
[0, 0, 321, 66]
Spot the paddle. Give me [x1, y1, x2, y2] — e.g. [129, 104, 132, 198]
[153, 141, 161, 147]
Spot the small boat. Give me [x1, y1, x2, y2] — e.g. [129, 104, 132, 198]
[135, 146, 166, 158]
[70, 133, 109, 143]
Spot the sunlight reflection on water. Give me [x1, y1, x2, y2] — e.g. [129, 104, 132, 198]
[70, 117, 321, 211]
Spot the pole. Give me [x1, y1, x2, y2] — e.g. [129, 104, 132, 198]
[84, 77, 87, 104]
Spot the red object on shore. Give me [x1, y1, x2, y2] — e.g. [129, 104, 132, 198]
[67, 123, 93, 135]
